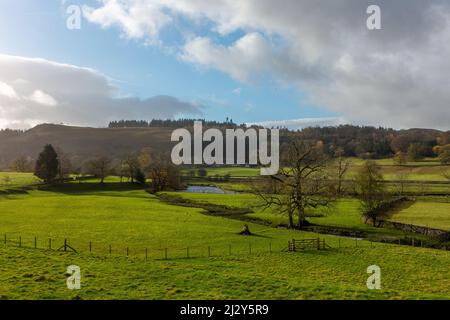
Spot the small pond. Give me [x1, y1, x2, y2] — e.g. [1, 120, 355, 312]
[182, 185, 230, 194]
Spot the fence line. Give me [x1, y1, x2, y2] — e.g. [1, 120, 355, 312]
[3, 232, 426, 261]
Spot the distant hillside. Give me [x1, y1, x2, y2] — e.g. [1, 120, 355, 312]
[0, 123, 448, 170]
[0, 124, 175, 169]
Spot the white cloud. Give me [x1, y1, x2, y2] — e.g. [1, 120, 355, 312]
[0, 82, 19, 100]
[83, 0, 450, 129]
[82, 0, 172, 43]
[181, 33, 273, 83]
[0, 54, 202, 129]
[28, 90, 58, 107]
[232, 88, 241, 96]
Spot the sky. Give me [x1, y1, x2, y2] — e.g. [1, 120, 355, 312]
[0, 0, 450, 130]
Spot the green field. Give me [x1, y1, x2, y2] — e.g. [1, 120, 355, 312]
[183, 167, 260, 177]
[0, 185, 364, 258]
[1, 164, 450, 300]
[390, 201, 450, 230]
[2, 243, 450, 299]
[1, 185, 450, 299]
[0, 172, 41, 190]
[170, 193, 425, 239]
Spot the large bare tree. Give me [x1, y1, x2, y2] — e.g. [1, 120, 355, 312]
[255, 140, 334, 229]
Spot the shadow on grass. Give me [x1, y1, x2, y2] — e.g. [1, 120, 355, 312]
[237, 233, 272, 239]
[0, 186, 33, 196]
[37, 182, 145, 195]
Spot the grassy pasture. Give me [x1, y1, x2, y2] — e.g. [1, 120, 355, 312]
[168, 193, 427, 240]
[1, 243, 450, 300]
[1, 167, 450, 300]
[0, 172, 41, 190]
[390, 201, 450, 230]
[0, 185, 364, 258]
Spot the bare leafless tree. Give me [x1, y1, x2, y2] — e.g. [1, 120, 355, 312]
[355, 160, 387, 226]
[144, 153, 182, 192]
[122, 153, 140, 183]
[253, 140, 334, 229]
[10, 155, 32, 172]
[87, 156, 111, 184]
[55, 147, 72, 182]
[333, 150, 351, 197]
[395, 171, 410, 196]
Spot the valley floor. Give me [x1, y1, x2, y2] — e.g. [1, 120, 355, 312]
[0, 184, 449, 299]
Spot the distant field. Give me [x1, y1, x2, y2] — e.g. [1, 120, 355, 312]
[180, 160, 450, 182]
[345, 164, 449, 182]
[390, 201, 450, 230]
[0, 172, 40, 190]
[69, 175, 123, 184]
[183, 167, 260, 177]
[347, 157, 442, 167]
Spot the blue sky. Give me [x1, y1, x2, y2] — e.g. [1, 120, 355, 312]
[1, 1, 448, 130]
[0, 0, 335, 127]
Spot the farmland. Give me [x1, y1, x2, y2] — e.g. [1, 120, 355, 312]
[0, 184, 450, 300]
[390, 200, 450, 231]
[1, 155, 450, 300]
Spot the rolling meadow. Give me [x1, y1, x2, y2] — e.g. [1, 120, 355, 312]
[0, 157, 450, 299]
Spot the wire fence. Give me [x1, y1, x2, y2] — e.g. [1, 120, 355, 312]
[0, 232, 396, 261]
[2, 233, 283, 260]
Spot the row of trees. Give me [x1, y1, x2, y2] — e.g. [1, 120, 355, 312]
[393, 142, 450, 165]
[32, 144, 182, 191]
[108, 118, 240, 128]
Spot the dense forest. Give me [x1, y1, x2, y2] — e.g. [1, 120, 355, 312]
[107, 119, 449, 159]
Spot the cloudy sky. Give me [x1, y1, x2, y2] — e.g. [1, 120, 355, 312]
[1, 0, 450, 130]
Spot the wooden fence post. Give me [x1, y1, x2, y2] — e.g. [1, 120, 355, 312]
[19, 236, 21, 247]
[126, 247, 129, 257]
[229, 245, 231, 256]
[4, 234, 6, 244]
[164, 248, 168, 260]
[89, 241, 92, 252]
[109, 245, 112, 255]
[34, 236, 37, 249]
[64, 239, 67, 252]
[145, 248, 148, 261]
